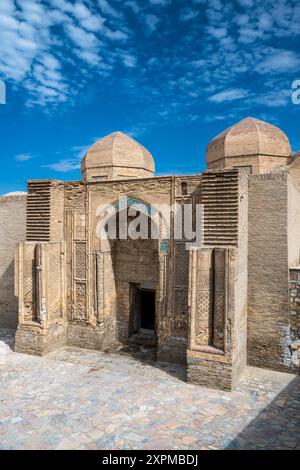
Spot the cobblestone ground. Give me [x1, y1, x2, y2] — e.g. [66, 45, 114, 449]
[0, 328, 299, 450]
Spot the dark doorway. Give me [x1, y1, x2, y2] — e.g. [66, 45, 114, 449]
[140, 289, 156, 331]
[130, 284, 156, 336]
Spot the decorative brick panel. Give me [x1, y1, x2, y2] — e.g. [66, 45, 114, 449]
[26, 181, 51, 242]
[201, 170, 239, 246]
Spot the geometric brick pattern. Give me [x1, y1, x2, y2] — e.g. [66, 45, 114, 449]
[201, 170, 239, 246]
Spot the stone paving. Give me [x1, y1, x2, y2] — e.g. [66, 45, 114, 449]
[0, 328, 299, 450]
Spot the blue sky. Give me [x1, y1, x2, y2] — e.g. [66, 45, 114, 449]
[1, 0, 300, 194]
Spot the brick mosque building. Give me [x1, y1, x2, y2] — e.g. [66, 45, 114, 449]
[0, 116, 300, 391]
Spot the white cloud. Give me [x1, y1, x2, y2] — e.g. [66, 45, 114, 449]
[204, 114, 233, 123]
[81, 15, 104, 32]
[144, 14, 160, 33]
[45, 142, 91, 172]
[72, 2, 91, 21]
[255, 89, 292, 107]
[76, 49, 101, 66]
[64, 23, 102, 66]
[258, 13, 273, 31]
[15, 153, 34, 162]
[191, 59, 206, 68]
[208, 88, 249, 103]
[18, 1, 50, 26]
[98, 0, 121, 19]
[122, 53, 137, 68]
[238, 26, 264, 44]
[0, 0, 15, 15]
[124, 1, 141, 14]
[46, 159, 81, 172]
[234, 14, 249, 26]
[104, 28, 128, 41]
[180, 8, 199, 22]
[255, 50, 300, 74]
[207, 26, 227, 39]
[70, 2, 105, 33]
[66, 24, 99, 50]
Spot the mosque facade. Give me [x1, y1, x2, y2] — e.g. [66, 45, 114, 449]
[1, 117, 300, 390]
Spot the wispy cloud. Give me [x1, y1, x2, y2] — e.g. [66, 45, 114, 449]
[15, 153, 34, 162]
[124, 1, 141, 14]
[255, 50, 300, 74]
[254, 89, 292, 108]
[98, 0, 121, 19]
[46, 159, 81, 172]
[144, 13, 160, 33]
[44, 142, 92, 173]
[179, 8, 199, 21]
[208, 88, 249, 103]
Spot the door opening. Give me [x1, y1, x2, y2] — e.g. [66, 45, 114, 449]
[140, 289, 156, 332]
[130, 284, 156, 336]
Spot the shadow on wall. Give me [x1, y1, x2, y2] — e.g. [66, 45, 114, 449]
[0, 261, 18, 329]
[227, 376, 300, 449]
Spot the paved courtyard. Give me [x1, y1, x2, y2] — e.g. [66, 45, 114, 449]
[0, 328, 299, 450]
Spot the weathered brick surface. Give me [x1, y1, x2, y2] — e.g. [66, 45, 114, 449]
[15, 323, 66, 356]
[66, 323, 115, 351]
[0, 195, 26, 327]
[187, 351, 233, 391]
[248, 173, 292, 371]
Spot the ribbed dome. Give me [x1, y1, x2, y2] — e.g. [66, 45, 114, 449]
[206, 117, 292, 167]
[81, 131, 155, 182]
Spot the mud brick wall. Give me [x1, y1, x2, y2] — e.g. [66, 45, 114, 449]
[248, 173, 292, 371]
[0, 194, 26, 327]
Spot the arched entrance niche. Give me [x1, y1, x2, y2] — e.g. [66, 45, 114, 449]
[95, 196, 169, 347]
